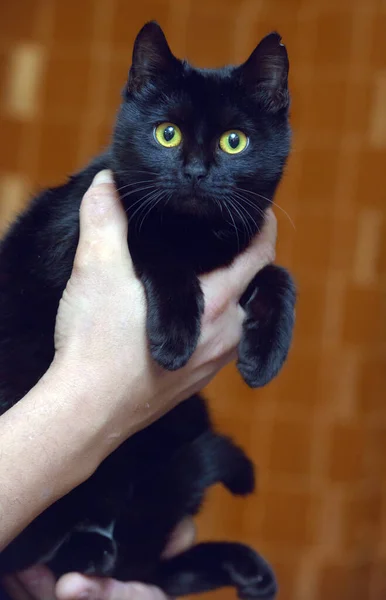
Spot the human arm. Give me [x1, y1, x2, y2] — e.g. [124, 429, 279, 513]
[0, 169, 277, 598]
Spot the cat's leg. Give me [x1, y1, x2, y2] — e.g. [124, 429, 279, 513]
[147, 542, 277, 599]
[141, 270, 204, 370]
[138, 430, 255, 514]
[237, 264, 296, 388]
[111, 432, 255, 581]
[47, 531, 117, 579]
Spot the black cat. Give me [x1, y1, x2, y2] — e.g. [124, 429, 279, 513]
[0, 22, 296, 599]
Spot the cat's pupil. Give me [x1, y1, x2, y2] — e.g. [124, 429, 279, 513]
[164, 126, 175, 142]
[228, 133, 240, 149]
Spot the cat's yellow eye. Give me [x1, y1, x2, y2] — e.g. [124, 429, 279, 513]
[154, 123, 182, 148]
[219, 130, 249, 155]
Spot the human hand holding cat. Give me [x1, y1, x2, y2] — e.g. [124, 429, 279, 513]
[0, 169, 276, 596]
[51, 169, 277, 466]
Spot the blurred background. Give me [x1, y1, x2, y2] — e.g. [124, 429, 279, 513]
[0, 0, 385, 598]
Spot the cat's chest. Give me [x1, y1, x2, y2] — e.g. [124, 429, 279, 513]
[128, 223, 247, 275]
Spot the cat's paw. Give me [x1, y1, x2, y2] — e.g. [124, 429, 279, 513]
[142, 271, 204, 371]
[238, 574, 277, 600]
[148, 318, 201, 370]
[47, 531, 117, 579]
[225, 547, 277, 599]
[237, 265, 296, 388]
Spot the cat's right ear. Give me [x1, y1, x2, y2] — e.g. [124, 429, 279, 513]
[239, 32, 290, 113]
[127, 21, 180, 94]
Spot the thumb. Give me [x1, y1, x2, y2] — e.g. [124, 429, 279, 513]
[73, 170, 133, 274]
[56, 573, 169, 600]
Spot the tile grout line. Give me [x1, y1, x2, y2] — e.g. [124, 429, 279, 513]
[75, 0, 116, 165]
[16, 0, 55, 188]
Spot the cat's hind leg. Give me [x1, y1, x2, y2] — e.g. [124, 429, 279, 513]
[147, 542, 277, 599]
[111, 431, 256, 582]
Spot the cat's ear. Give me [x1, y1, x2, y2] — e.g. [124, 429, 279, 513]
[128, 21, 180, 93]
[239, 32, 289, 112]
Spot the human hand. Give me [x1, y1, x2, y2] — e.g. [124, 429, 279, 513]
[2, 518, 195, 600]
[50, 169, 277, 463]
[0, 172, 276, 599]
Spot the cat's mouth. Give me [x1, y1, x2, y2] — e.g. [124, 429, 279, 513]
[168, 190, 221, 218]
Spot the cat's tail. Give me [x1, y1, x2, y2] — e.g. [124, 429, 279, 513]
[168, 430, 255, 503]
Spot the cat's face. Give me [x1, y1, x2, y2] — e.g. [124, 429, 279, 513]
[112, 22, 291, 233]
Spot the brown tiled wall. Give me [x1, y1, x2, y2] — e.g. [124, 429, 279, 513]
[0, 1, 385, 599]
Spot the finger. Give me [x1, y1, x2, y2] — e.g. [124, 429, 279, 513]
[228, 208, 277, 295]
[74, 170, 133, 273]
[1, 574, 35, 600]
[202, 209, 277, 300]
[16, 565, 57, 600]
[161, 517, 196, 559]
[56, 573, 168, 600]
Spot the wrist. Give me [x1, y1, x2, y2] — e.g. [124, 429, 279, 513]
[14, 367, 103, 491]
[44, 355, 159, 464]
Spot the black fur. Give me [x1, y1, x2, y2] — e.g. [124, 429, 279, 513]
[0, 22, 296, 598]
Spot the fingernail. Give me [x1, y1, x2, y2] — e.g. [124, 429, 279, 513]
[91, 169, 114, 187]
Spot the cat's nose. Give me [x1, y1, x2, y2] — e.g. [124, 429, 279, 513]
[184, 163, 208, 182]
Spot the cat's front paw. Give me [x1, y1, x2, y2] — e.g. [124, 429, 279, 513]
[237, 265, 296, 388]
[143, 270, 204, 371]
[148, 317, 201, 370]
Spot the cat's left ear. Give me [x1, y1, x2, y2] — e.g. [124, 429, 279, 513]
[239, 32, 289, 113]
[127, 21, 180, 94]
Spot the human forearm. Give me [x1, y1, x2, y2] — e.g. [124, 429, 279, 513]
[0, 368, 104, 550]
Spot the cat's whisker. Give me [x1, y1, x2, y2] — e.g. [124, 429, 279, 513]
[212, 196, 224, 216]
[227, 193, 260, 239]
[129, 188, 162, 223]
[120, 184, 156, 198]
[120, 185, 157, 204]
[130, 186, 167, 232]
[115, 169, 158, 177]
[234, 199, 253, 238]
[138, 191, 167, 233]
[231, 190, 274, 235]
[225, 196, 246, 238]
[127, 191, 159, 224]
[234, 187, 296, 230]
[136, 189, 163, 231]
[235, 186, 276, 206]
[115, 180, 156, 194]
[231, 191, 266, 226]
[232, 190, 268, 220]
[164, 193, 172, 208]
[223, 196, 242, 251]
[125, 191, 159, 214]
